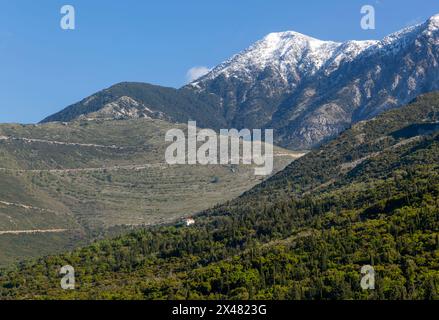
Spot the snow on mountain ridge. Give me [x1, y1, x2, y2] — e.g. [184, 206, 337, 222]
[192, 30, 377, 87]
[184, 14, 439, 149]
[192, 14, 439, 88]
[321, 40, 379, 74]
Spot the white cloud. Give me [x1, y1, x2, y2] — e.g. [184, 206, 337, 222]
[186, 66, 211, 83]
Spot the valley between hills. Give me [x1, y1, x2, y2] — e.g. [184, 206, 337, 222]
[0, 92, 437, 300]
[0, 118, 301, 266]
[1, 13, 439, 300]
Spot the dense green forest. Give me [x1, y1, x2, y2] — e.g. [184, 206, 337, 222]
[1, 93, 439, 300]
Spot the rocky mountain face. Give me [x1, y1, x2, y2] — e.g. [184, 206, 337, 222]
[76, 96, 169, 121]
[190, 14, 439, 149]
[42, 14, 439, 149]
[40, 82, 226, 130]
[189, 32, 376, 132]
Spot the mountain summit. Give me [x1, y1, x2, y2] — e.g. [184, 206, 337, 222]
[188, 14, 439, 148]
[191, 31, 377, 88]
[43, 14, 439, 149]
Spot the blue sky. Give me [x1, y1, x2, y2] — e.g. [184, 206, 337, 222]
[0, 0, 438, 124]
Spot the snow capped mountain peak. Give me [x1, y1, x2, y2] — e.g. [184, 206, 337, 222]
[200, 30, 340, 83]
[191, 14, 439, 90]
[191, 30, 376, 87]
[185, 14, 439, 149]
[262, 30, 332, 47]
[245, 30, 343, 73]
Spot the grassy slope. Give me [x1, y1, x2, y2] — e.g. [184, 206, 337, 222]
[1, 93, 438, 300]
[0, 118, 298, 266]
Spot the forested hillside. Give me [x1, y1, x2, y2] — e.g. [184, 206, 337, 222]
[1, 93, 438, 300]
